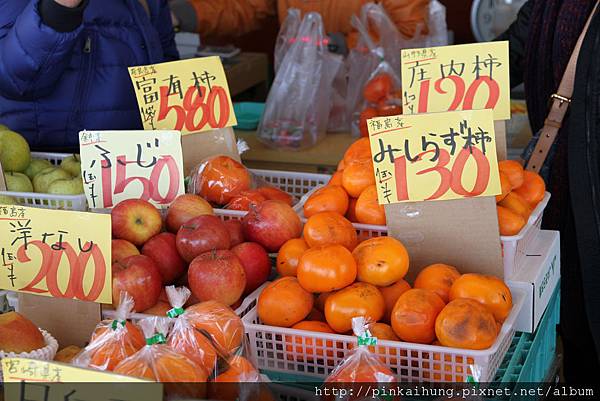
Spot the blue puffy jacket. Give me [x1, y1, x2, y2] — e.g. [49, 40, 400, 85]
[0, 0, 179, 150]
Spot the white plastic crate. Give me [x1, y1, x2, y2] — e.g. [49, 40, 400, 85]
[212, 170, 331, 218]
[100, 279, 266, 323]
[0, 152, 87, 211]
[500, 192, 551, 279]
[242, 286, 525, 383]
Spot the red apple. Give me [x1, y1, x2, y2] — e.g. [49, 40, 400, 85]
[188, 250, 246, 306]
[176, 215, 230, 263]
[166, 194, 214, 233]
[142, 232, 186, 284]
[112, 255, 162, 312]
[111, 199, 162, 246]
[111, 239, 139, 263]
[241, 200, 302, 252]
[231, 242, 271, 294]
[223, 220, 244, 247]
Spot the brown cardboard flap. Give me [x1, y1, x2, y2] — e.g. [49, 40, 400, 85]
[182, 127, 240, 177]
[386, 196, 504, 280]
[495, 120, 508, 161]
[17, 293, 101, 348]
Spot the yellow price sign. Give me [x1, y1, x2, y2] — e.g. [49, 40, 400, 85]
[367, 109, 502, 204]
[79, 130, 184, 209]
[2, 358, 162, 401]
[128, 56, 237, 134]
[0, 206, 111, 303]
[401, 41, 510, 120]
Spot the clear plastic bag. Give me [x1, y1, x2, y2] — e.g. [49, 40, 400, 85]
[324, 317, 396, 400]
[258, 12, 341, 150]
[113, 316, 208, 398]
[346, 3, 403, 137]
[165, 286, 219, 376]
[275, 8, 302, 73]
[188, 155, 294, 208]
[426, 0, 449, 47]
[327, 53, 349, 132]
[72, 292, 145, 371]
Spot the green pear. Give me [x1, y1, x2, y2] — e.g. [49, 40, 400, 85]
[0, 195, 17, 205]
[60, 154, 81, 177]
[0, 130, 31, 172]
[24, 159, 53, 180]
[4, 172, 33, 192]
[33, 167, 71, 193]
[47, 176, 84, 195]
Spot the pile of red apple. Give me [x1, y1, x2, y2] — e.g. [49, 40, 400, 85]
[110, 194, 302, 314]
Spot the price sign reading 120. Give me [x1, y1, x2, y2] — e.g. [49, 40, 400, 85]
[0, 206, 111, 303]
[367, 109, 502, 204]
[128, 56, 237, 134]
[79, 130, 185, 209]
[401, 41, 510, 120]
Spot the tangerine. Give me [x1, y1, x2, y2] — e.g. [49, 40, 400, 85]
[352, 237, 409, 286]
[303, 185, 349, 218]
[390, 289, 445, 344]
[324, 283, 385, 333]
[303, 212, 358, 250]
[342, 159, 375, 198]
[257, 186, 294, 206]
[257, 277, 314, 327]
[328, 171, 344, 187]
[498, 160, 524, 190]
[186, 301, 244, 354]
[285, 321, 336, 361]
[355, 185, 386, 225]
[343, 138, 372, 165]
[297, 245, 357, 293]
[496, 172, 511, 203]
[497, 205, 526, 236]
[346, 198, 359, 223]
[435, 299, 498, 350]
[197, 156, 251, 205]
[513, 170, 546, 207]
[378, 279, 411, 323]
[226, 190, 266, 211]
[449, 273, 513, 322]
[499, 192, 532, 219]
[276, 238, 309, 277]
[413, 264, 461, 303]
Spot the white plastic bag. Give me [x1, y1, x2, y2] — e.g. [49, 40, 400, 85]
[258, 12, 341, 150]
[274, 8, 302, 73]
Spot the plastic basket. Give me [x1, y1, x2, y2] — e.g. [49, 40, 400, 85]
[0, 152, 87, 211]
[500, 192, 551, 279]
[100, 280, 267, 324]
[212, 169, 331, 219]
[243, 285, 525, 383]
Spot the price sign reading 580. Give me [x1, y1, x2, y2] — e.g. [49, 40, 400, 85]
[129, 56, 237, 134]
[79, 130, 185, 209]
[401, 42, 510, 120]
[367, 109, 502, 204]
[0, 206, 111, 303]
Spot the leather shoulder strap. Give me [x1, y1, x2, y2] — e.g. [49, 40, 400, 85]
[525, 1, 599, 172]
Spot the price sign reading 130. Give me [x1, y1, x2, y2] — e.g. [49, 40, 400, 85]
[79, 130, 185, 209]
[128, 56, 237, 134]
[0, 206, 111, 303]
[401, 42, 510, 120]
[367, 109, 502, 204]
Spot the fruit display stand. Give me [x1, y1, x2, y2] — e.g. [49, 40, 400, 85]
[0, 152, 87, 211]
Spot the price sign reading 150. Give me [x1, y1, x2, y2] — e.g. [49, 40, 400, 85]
[79, 130, 185, 209]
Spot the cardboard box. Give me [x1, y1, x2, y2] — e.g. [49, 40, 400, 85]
[507, 230, 560, 333]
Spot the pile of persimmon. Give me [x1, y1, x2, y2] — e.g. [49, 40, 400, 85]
[496, 160, 546, 236]
[264, 212, 514, 359]
[358, 73, 403, 137]
[304, 138, 386, 227]
[193, 155, 293, 211]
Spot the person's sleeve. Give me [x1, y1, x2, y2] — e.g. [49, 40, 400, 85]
[496, 1, 534, 88]
[0, 0, 85, 100]
[156, 0, 179, 61]
[170, 0, 275, 37]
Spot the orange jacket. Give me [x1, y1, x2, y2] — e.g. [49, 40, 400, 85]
[170, 0, 430, 39]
